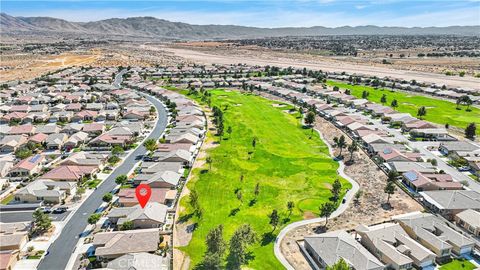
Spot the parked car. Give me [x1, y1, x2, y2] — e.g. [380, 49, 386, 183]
[52, 206, 68, 214]
[41, 207, 52, 213]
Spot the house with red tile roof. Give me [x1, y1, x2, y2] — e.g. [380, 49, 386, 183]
[28, 133, 48, 144]
[72, 110, 98, 122]
[118, 188, 176, 207]
[402, 170, 463, 192]
[378, 147, 423, 163]
[7, 124, 35, 136]
[8, 155, 44, 179]
[40, 165, 98, 182]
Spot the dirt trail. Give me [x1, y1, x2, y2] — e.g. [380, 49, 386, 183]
[173, 105, 218, 270]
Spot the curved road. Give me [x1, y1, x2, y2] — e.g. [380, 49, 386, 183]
[37, 91, 168, 270]
[273, 128, 360, 270]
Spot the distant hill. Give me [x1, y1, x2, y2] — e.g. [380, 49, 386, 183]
[2, 12, 479, 40]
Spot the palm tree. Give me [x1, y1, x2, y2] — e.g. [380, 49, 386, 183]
[391, 99, 398, 109]
[143, 139, 157, 152]
[347, 141, 358, 162]
[206, 156, 213, 171]
[333, 135, 347, 158]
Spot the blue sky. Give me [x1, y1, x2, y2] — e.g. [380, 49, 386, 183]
[2, 0, 479, 27]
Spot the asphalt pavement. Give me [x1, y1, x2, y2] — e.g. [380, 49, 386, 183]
[0, 210, 70, 223]
[37, 92, 168, 270]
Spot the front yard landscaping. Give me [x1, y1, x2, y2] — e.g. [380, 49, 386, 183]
[439, 259, 476, 270]
[179, 89, 350, 269]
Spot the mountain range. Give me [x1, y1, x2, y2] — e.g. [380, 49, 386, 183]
[2, 12, 479, 40]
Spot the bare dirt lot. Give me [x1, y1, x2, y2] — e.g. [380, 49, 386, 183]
[161, 45, 480, 90]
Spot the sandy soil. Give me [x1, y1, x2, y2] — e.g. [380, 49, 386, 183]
[0, 52, 100, 82]
[161, 46, 480, 90]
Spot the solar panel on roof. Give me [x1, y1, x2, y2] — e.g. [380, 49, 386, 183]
[29, 154, 41, 163]
[404, 171, 418, 181]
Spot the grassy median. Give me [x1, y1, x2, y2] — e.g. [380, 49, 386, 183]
[179, 89, 350, 269]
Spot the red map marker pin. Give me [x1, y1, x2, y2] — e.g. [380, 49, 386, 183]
[135, 184, 151, 208]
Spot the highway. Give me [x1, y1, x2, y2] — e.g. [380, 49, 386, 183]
[37, 74, 168, 270]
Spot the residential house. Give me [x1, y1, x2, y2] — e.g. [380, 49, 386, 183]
[63, 131, 89, 151]
[386, 162, 437, 174]
[356, 223, 436, 269]
[40, 165, 98, 182]
[8, 155, 44, 179]
[134, 171, 181, 189]
[394, 212, 475, 258]
[151, 149, 193, 166]
[302, 230, 384, 270]
[402, 170, 463, 192]
[92, 228, 161, 260]
[15, 180, 76, 203]
[107, 202, 168, 229]
[45, 133, 68, 150]
[118, 188, 176, 207]
[0, 135, 27, 153]
[455, 209, 480, 237]
[420, 190, 480, 220]
[378, 148, 422, 163]
[105, 252, 169, 270]
[0, 250, 21, 270]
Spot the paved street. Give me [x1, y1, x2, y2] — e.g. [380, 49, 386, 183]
[37, 91, 168, 270]
[0, 210, 70, 223]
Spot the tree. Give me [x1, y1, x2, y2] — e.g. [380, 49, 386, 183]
[206, 156, 213, 171]
[387, 171, 398, 182]
[15, 147, 33, 160]
[252, 137, 257, 149]
[465, 123, 476, 139]
[362, 90, 369, 99]
[254, 182, 260, 198]
[354, 190, 363, 204]
[333, 135, 347, 158]
[115, 174, 128, 186]
[32, 209, 52, 234]
[227, 126, 233, 138]
[305, 111, 315, 128]
[76, 187, 86, 198]
[384, 181, 396, 204]
[268, 210, 280, 232]
[88, 213, 101, 229]
[228, 224, 257, 269]
[189, 189, 200, 214]
[417, 106, 427, 119]
[331, 179, 342, 202]
[391, 99, 398, 108]
[102, 193, 113, 203]
[347, 141, 358, 162]
[319, 202, 335, 226]
[201, 252, 223, 270]
[111, 145, 124, 156]
[143, 138, 157, 152]
[119, 220, 134, 230]
[287, 201, 294, 216]
[326, 258, 350, 270]
[149, 106, 156, 114]
[236, 190, 243, 203]
[380, 94, 387, 104]
[205, 224, 226, 255]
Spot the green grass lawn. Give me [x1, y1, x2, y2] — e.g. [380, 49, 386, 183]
[179, 89, 350, 269]
[327, 81, 480, 129]
[439, 259, 476, 270]
[86, 179, 101, 189]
